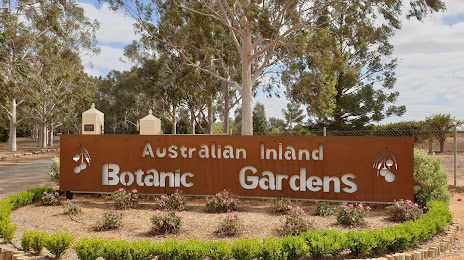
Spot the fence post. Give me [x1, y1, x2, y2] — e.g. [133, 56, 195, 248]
[323, 127, 326, 136]
[454, 126, 457, 187]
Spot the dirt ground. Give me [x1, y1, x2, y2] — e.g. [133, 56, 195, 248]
[1, 137, 464, 259]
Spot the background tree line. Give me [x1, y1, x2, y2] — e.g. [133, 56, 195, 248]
[1, 0, 450, 152]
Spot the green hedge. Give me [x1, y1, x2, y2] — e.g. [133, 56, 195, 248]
[73, 200, 451, 259]
[0, 187, 51, 242]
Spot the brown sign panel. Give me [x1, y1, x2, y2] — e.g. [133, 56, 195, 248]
[60, 135, 414, 202]
[84, 124, 94, 131]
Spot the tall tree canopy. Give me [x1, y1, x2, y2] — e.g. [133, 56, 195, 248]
[108, 0, 444, 135]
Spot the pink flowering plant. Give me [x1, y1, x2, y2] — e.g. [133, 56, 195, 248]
[153, 189, 186, 211]
[215, 212, 242, 237]
[62, 199, 82, 215]
[106, 188, 138, 210]
[336, 202, 371, 227]
[96, 209, 123, 231]
[205, 189, 239, 213]
[388, 199, 423, 222]
[150, 210, 182, 235]
[41, 191, 60, 206]
[281, 206, 317, 236]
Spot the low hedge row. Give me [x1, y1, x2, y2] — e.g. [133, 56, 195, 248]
[74, 200, 451, 260]
[0, 187, 51, 242]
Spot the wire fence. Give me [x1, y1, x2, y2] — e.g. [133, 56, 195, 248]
[307, 127, 464, 187]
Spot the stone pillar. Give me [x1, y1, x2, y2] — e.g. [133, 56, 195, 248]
[82, 103, 104, 135]
[139, 109, 161, 135]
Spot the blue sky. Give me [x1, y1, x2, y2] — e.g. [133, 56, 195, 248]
[78, 0, 464, 124]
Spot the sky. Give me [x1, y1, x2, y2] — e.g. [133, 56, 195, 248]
[77, 0, 464, 124]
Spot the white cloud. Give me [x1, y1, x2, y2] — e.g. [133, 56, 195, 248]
[78, 2, 139, 44]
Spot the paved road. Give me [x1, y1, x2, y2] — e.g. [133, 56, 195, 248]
[0, 159, 55, 199]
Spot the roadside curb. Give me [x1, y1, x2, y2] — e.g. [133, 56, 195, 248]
[0, 148, 59, 160]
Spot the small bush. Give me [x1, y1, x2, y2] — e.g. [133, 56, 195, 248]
[336, 202, 370, 227]
[281, 235, 309, 260]
[205, 189, 239, 213]
[152, 239, 180, 260]
[130, 240, 155, 260]
[22, 230, 48, 254]
[48, 156, 60, 184]
[388, 199, 423, 222]
[257, 238, 284, 260]
[106, 188, 138, 210]
[2, 223, 16, 243]
[101, 240, 132, 260]
[302, 230, 347, 258]
[41, 191, 60, 206]
[414, 149, 450, 205]
[45, 232, 74, 259]
[215, 212, 242, 237]
[272, 198, 292, 215]
[315, 201, 335, 216]
[97, 210, 123, 231]
[231, 238, 260, 260]
[150, 211, 182, 235]
[203, 240, 231, 260]
[153, 189, 186, 211]
[282, 206, 317, 236]
[74, 238, 105, 260]
[63, 200, 82, 215]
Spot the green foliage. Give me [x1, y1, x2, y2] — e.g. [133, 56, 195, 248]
[315, 202, 335, 216]
[281, 235, 309, 260]
[302, 230, 346, 258]
[130, 240, 155, 260]
[414, 149, 450, 205]
[336, 202, 370, 227]
[425, 113, 461, 152]
[153, 190, 186, 211]
[282, 103, 305, 130]
[41, 191, 60, 206]
[45, 232, 74, 259]
[48, 156, 60, 184]
[257, 238, 285, 260]
[346, 230, 378, 255]
[178, 240, 206, 260]
[231, 238, 260, 260]
[22, 230, 48, 254]
[253, 102, 268, 135]
[282, 206, 317, 236]
[272, 197, 292, 214]
[106, 188, 138, 210]
[203, 241, 231, 260]
[102, 240, 132, 260]
[205, 189, 239, 213]
[74, 238, 105, 260]
[388, 199, 423, 222]
[97, 210, 123, 231]
[215, 212, 242, 237]
[1, 223, 16, 243]
[150, 211, 182, 235]
[152, 239, 180, 260]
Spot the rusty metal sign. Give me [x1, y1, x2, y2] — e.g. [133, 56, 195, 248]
[60, 135, 414, 202]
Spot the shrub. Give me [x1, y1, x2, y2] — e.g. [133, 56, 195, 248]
[63, 200, 82, 215]
[346, 230, 378, 255]
[97, 210, 123, 231]
[203, 241, 231, 260]
[41, 191, 60, 206]
[22, 230, 48, 254]
[130, 240, 155, 260]
[152, 239, 180, 260]
[281, 235, 309, 260]
[315, 201, 335, 216]
[215, 212, 242, 237]
[257, 238, 284, 260]
[388, 199, 424, 222]
[153, 189, 186, 211]
[45, 232, 74, 259]
[48, 156, 60, 184]
[273, 198, 292, 214]
[231, 238, 260, 260]
[414, 149, 450, 205]
[205, 189, 239, 213]
[302, 230, 347, 258]
[150, 211, 182, 235]
[1, 223, 16, 243]
[178, 240, 205, 260]
[74, 238, 105, 260]
[102, 240, 132, 260]
[336, 202, 370, 227]
[282, 206, 317, 236]
[107, 188, 138, 210]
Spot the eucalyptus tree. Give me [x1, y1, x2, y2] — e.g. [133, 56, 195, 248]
[0, 0, 99, 150]
[284, 0, 445, 130]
